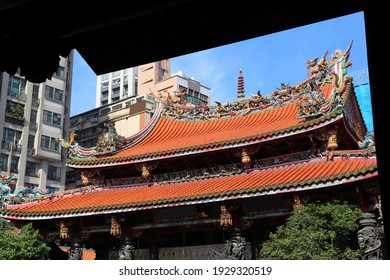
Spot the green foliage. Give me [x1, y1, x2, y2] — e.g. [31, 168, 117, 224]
[6, 101, 25, 119]
[259, 201, 361, 260]
[0, 222, 50, 260]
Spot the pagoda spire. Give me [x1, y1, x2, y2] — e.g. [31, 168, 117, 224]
[237, 64, 245, 99]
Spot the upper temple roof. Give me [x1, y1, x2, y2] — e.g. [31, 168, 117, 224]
[65, 40, 367, 169]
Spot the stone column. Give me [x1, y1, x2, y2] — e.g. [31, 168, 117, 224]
[357, 213, 383, 260]
[119, 235, 135, 260]
[68, 239, 83, 260]
[224, 227, 247, 260]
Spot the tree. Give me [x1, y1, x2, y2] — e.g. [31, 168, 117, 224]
[259, 201, 362, 260]
[0, 222, 50, 260]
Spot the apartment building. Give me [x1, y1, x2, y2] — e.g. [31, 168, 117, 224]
[96, 66, 138, 107]
[138, 60, 210, 105]
[0, 52, 73, 193]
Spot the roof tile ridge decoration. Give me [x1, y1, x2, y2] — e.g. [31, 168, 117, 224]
[158, 40, 353, 123]
[0, 156, 377, 220]
[66, 99, 163, 160]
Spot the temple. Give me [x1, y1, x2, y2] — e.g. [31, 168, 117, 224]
[0, 41, 383, 260]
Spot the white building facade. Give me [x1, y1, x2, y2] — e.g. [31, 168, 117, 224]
[0, 52, 73, 193]
[96, 67, 138, 107]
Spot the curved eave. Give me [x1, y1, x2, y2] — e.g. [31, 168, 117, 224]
[1, 156, 377, 220]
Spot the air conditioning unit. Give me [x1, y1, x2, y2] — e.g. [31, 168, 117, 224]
[91, 117, 98, 123]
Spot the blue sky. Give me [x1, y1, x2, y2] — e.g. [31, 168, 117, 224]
[71, 11, 371, 127]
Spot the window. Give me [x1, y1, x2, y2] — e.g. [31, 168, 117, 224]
[55, 88, 63, 102]
[112, 87, 120, 95]
[43, 110, 52, 123]
[26, 161, 38, 177]
[40, 135, 50, 149]
[0, 155, 8, 172]
[47, 165, 61, 182]
[50, 138, 59, 151]
[53, 113, 62, 125]
[45, 85, 54, 99]
[28, 135, 35, 149]
[3, 128, 22, 149]
[112, 104, 122, 111]
[46, 186, 59, 194]
[101, 90, 108, 98]
[30, 109, 37, 123]
[200, 93, 208, 101]
[43, 110, 62, 126]
[8, 76, 26, 95]
[45, 85, 63, 102]
[100, 108, 110, 115]
[32, 85, 39, 98]
[40, 135, 59, 152]
[10, 156, 19, 173]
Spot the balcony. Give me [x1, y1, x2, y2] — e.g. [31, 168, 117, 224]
[7, 92, 27, 102]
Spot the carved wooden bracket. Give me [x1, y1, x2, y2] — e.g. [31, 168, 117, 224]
[231, 145, 259, 168]
[136, 162, 159, 178]
[110, 216, 122, 236]
[326, 126, 338, 161]
[59, 220, 70, 239]
[220, 204, 232, 229]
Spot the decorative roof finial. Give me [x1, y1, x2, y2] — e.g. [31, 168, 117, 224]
[237, 63, 245, 99]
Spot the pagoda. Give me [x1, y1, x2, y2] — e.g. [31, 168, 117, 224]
[0, 41, 382, 260]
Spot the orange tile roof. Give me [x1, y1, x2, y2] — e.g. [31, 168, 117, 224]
[1, 155, 376, 220]
[68, 83, 346, 167]
[60, 246, 96, 260]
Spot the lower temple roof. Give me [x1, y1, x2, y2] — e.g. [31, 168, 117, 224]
[0, 154, 377, 220]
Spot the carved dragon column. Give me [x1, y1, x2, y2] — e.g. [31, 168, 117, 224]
[224, 227, 247, 260]
[119, 235, 135, 260]
[220, 203, 248, 260]
[68, 238, 83, 260]
[59, 219, 85, 260]
[110, 215, 136, 260]
[357, 213, 383, 260]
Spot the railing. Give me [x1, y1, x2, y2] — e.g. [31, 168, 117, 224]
[7, 92, 27, 101]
